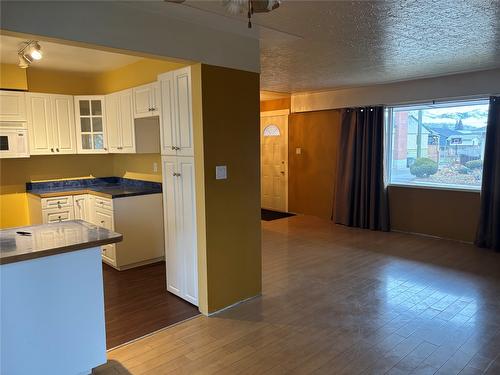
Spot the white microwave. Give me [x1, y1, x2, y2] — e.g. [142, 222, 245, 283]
[0, 127, 29, 158]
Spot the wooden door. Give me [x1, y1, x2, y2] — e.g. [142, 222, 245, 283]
[51, 95, 76, 154]
[162, 156, 183, 297]
[177, 157, 198, 305]
[261, 112, 288, 212]
[26, 93, 53, 155]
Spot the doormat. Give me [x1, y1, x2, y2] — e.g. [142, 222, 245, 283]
[261, 209, 296, 221]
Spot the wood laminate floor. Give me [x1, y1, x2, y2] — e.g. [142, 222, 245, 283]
[96, 215, 500, 374]
[103, 261, 200, 349]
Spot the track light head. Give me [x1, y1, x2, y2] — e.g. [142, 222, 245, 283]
[29, 42, 42, 60]
[17, 41, 43, 68]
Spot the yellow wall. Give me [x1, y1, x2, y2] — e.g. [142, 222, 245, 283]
[0, 63, 28, 90]
[201, 64, 262, 313]
[96, 59, 186, 94]
[26, 68, 101, 95]
[112, 154, 162, 183]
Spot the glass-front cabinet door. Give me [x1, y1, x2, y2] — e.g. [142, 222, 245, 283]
[74, 96, 107, 153]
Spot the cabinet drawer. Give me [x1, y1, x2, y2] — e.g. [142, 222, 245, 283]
[102, 244, 116, 262]
[41, 195, 74, 209]
[42, 208, 75, 224]
[94, 197, 113, 211]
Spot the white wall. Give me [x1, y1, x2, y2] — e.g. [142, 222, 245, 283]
[292, 68, 500, 112]
[0, 1, 260, 73]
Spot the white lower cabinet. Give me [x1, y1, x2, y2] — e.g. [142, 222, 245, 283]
[74, 194, 91, 221]
[162, 156, 198, 306]
[94, 204, 116, 266]
[28, 192, 164, 270]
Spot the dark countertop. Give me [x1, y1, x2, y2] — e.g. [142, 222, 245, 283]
[0, 220, 123, 265]
[26, 177, 162, 199]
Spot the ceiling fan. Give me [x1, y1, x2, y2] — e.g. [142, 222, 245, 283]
[165, 0, 282, 28]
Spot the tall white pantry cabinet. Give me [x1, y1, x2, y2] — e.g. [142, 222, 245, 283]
[158, 67, 199, 306]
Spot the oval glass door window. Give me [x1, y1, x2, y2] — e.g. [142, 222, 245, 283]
[263, 124, 280, 137]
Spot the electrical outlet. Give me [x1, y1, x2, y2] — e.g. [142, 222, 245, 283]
[153, 162, 158, 173]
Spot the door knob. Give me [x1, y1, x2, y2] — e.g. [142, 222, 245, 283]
[280, 171, 285, 175]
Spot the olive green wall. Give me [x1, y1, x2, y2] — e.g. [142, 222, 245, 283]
[201, 65, 262, 313]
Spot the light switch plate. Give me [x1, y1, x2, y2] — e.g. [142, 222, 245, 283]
[215, 165, 227, 180]
[296, 147, 302, 155]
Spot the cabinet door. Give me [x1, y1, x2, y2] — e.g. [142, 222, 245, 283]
[133, 84, 153, 119]
[74, 96, 107, 153]
[119, 90, 135, 153]
[26, 93, 54, 155]
[74, 194, 89, 221]
[105, 92, 121, 153]
[176, 157, 198, 305]
[159, 73, 177, 156]
[150, 81, 161, 116]
[174, 67, 194, 157]
[0, 91, 26, 122]
[162, 156, 183, 297]
[51, 95, 76, 154]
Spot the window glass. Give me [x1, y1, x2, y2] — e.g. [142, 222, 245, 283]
[263, 124, 280, 137]
[387, 100, 489, 190]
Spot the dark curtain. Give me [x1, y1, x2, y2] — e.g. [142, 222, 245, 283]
[334, 106, 390, 231]
[475, 96, 500, 251]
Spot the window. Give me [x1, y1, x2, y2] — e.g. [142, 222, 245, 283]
[386, 100, 489, 190]
[263, 124, 280, 137]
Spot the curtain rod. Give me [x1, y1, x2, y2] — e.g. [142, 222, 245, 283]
[383, 93, 497, 108]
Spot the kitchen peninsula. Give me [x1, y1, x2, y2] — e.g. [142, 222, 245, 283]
[0, 220, 122, 375]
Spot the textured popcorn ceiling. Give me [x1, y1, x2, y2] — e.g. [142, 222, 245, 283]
[186, 0, 500, 93]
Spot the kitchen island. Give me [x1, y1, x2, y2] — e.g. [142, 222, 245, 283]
[0, 220, 122, 375]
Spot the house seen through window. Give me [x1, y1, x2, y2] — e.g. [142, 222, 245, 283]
[386, 100, 489, 190]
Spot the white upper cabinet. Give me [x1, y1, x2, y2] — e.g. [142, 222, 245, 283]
[158, 67, 194, 156]
[0, 91, 27, 122]
[133, 82, 160, 118]
[74, 96, 108, 154]
[105, 89, 135, 153]
[26, 93, 76, 155]
[51, 95, 77, 154]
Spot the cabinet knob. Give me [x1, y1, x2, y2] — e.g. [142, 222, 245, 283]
[171, 146, 176, 151]
[175, 146, 181, 151]
[100, 220, 105, 224]
[56, 148, 59, 152]
[51, 148, 54, 152]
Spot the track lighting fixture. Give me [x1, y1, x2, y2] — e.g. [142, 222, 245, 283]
[17, 40, 43, 68]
